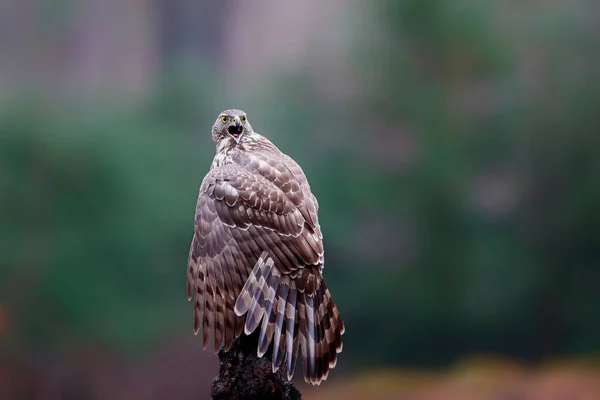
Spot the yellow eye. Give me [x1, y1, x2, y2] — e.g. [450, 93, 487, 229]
[221, 116, 228, 123]
[241, 115, 247, 123]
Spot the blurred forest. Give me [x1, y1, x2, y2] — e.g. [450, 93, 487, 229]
[1, 0, 599, 399]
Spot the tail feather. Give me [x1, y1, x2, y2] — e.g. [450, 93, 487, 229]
[323, 282, 344, 368]
[201, 256, 222, 351]
[193, 268, 205, 335]
[271, 279, 290, 370]
[219, 249, 238, 352]
[189, 236, 205, 336]
[202, 272, 215, 350]
[308, 294, 319, 383]
[244, 259, 274, 335]
[297, 295, 309, 383]
[314, 284, 328, 380]
[286, 310, 300, 381]
[258, 268, 280, 356]
[213, 258, 226, 354]
[234, 252, 344, 385]
[284, 281, 299, 379]
[300, 278, 344, 384]
[234, 252, 266, 316]
[187, 238, 198, 301]
[228, 245, 250, 339]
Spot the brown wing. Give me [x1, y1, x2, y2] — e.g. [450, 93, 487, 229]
[236, 137, 323, 243]
[186, 158, 323, 353]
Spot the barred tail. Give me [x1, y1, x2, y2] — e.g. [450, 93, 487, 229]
[234, 252, 344, 385]
[297, 279, 344, 384]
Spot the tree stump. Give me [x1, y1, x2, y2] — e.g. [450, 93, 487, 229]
[210, 331, 302, 400]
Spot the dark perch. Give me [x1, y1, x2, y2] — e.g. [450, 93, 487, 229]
[210, 331, 302, 400]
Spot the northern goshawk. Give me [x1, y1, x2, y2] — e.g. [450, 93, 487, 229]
[187, 109, 344, 385]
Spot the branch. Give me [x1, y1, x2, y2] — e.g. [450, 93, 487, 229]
[210, 331, 302, 400]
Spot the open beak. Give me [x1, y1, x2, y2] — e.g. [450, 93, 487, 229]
[228, 116, 243, 143]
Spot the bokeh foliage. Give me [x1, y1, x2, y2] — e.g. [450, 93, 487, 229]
[1, 0, 599, 374]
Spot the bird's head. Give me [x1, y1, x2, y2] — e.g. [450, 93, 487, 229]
[211, 109, 253, 145]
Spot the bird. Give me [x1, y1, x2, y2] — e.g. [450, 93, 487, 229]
[186, 109, 344, 385]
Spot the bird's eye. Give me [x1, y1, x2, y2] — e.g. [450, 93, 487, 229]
[221, 116, 229, 123]
[241, 115, 247, 123]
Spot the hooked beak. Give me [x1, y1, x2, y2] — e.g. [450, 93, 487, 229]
[228, 116, 243, 143]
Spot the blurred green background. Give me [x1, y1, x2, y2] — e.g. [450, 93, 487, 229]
[1, 1, 599, 399]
